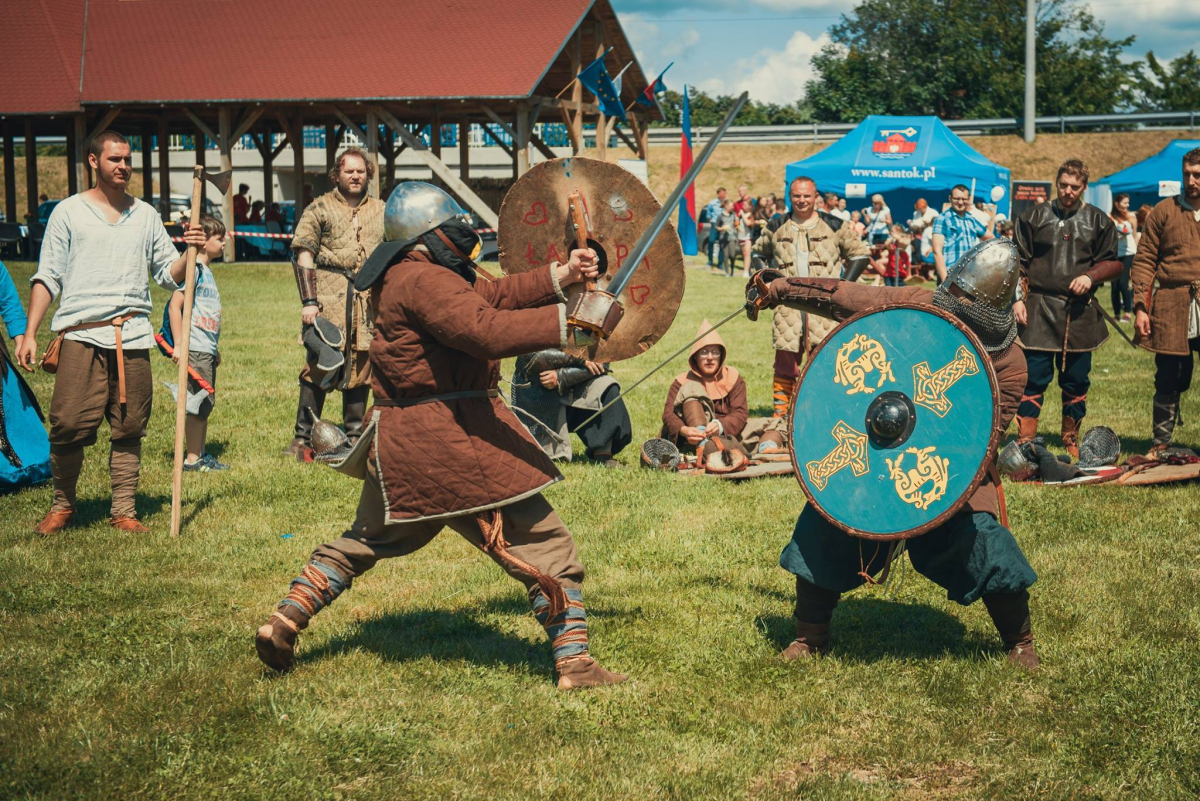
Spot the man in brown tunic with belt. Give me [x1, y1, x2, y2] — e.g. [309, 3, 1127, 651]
[1012, 159, 1120, 459]
[1132, 147, 1200, 455]
[283, 148, 385, 461]
[256, 182, 626, 690]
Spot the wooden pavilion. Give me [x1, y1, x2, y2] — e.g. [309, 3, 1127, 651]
[0, 0, 660, 259]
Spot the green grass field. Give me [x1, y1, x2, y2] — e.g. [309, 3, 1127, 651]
[2, 258, 1198, 799]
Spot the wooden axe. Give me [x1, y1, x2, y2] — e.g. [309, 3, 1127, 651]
[170, 166, 232, 538]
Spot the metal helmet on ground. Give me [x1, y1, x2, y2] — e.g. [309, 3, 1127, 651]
[383, 181, 466, 242]
[640, 438, 681, 470]
[941, 238, 1019, 310]
[1077, 425, 1121, 468]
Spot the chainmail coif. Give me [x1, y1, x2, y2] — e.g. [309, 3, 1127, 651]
[932, 285, 1018, 353]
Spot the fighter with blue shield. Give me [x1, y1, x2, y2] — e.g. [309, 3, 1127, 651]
[746, 238, 1040, 668]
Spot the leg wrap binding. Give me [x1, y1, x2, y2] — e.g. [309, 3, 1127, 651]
[533, 587, 589, 663]
[280, 560, 348, 618]
[772, 376, 796, 418]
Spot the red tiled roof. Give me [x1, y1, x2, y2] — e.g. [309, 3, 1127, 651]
[0, 0, 86, 114]
[2, 0, 599, 113]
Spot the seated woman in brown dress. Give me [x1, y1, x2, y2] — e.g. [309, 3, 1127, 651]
[661, 320, 785, 464]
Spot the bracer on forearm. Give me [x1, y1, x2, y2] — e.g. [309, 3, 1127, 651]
[555, 366, 594, 392]
[769, 277, 845, 321]
[292, 260, 319, 307]
[1085, 259, 1123, 285]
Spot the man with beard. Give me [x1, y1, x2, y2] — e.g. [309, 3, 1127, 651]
[283, 148, 385, 461]
[755, 176, 873, 417]
[15, 131, 206, 534]
[1012, 160, 1120, 459]
[255, 182, 627, 690]
[1131, 147, 1200, 456]
[746, 239, 1040, 668]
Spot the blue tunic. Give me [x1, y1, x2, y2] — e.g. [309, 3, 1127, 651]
[0, 262, 51, 491]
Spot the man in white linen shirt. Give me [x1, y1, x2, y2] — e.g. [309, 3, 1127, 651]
[17, 130, 205, 535]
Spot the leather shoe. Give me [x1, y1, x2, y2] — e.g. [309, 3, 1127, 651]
[34, 509, 74, 536]
[556, 656, 628, 690]
[110, 516, 150, 533]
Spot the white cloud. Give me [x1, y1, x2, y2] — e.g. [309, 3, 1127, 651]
[621, 12, 701, 68]
[700, 29, 830, 105]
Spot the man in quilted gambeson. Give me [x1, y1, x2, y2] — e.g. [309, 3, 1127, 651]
[256, 182, 627, 690]
[284, 148, 385, 461]
[755, 177, 874, 417]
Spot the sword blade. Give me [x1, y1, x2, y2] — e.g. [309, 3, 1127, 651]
[1089, 298, 1136, 348]
[570, 302, 749, 432]
[604, 92, 750, 299]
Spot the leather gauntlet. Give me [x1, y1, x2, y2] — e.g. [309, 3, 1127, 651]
[292, 260, 319, 307]
[555, 366, 595, 392]
[770, 277, 845, 321]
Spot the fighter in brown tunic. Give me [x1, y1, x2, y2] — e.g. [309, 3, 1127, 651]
[1012, 159, 1120, 458]
[256, 183, 626, 690]
[1131, 147, 1200, 455]
[284, 148, 385, 461]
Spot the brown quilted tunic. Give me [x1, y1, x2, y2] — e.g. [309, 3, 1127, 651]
[290, 190, 385, 351]
[367, 251, 570, 523]
[1130, 196, 1200, 356]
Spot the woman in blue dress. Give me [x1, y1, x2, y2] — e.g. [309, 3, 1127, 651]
[0, 261, 51, 491]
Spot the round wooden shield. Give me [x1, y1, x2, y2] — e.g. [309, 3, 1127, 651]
[789, 304, 1000, 541]
[498, 157, 685, 362]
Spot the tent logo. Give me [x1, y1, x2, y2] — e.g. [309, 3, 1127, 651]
[872, 127, 919, 159]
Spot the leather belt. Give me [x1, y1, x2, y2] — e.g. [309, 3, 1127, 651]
[373, 389, 498, 408]
[59, 314, 141, 404]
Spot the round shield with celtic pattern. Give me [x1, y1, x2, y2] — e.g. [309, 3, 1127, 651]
[789, 304, 1000, 541]
[498, 157, 685, 362]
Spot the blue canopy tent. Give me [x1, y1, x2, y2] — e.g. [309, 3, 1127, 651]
[785, 116, 1012, 223]
[1100, 139, 1200, 212]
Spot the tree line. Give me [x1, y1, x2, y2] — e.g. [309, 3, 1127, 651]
[653, 0, 1200, 126]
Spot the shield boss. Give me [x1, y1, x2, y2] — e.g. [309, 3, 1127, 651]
[789, 304, 1000, 541]
[498, 157, 685, 362]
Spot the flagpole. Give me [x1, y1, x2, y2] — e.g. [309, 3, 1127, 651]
[555, 78, 578, 100]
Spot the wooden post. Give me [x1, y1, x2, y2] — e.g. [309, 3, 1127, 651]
[458, 116, 470, 180]
[259, 127, 274, 208]
[515, 104, 533, 177]
[325, 122, 337, 176]
[365, 108, 379, 199]
[382, 120, 396, 197]
[594, 24, 607, 161]
[194, 125, 206, 212]
[570, 30, 583, 155]
[141, 125, 153, 203]
[431, 106, 441, 158]
[170, 165, 206, 538]
[157, 116, 171, 221]
[218, 107, 235, 262]
[292, 114, 306, 219]
[66, 118, 78, 196]
[24, 119, 38, 223]
[3, 121, 16, 221]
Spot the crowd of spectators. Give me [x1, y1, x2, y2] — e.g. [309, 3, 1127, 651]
[696, 182, 1068, 287]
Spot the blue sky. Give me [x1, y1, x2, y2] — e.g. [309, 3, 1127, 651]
[611, 0, 1200, 104]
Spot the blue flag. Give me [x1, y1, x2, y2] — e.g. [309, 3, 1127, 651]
[636, 63, 673, 107]
[677, 86, 698, 256]
[577, 48, 627, 122]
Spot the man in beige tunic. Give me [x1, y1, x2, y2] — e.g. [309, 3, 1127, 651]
[755, 176, 874, 416]
[284, 148, 385, 460]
